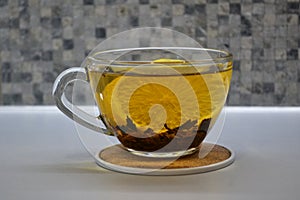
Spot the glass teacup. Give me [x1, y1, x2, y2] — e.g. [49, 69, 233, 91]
[53, 47, 232, 158]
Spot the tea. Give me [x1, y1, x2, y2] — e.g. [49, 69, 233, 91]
[88, 63, 232, 152]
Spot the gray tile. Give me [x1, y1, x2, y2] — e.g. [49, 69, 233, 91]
[287, 25, 298, 37]
[240, 49, 251, 60]
[218, 2, 229, 14]
[172, 4, 184, 16]
[264, 3, 276, 14]
[241, 36, 252, 49]
[252, 3, 264, 15]
[227, 93, 240, 106]
[264, 49, 275, 61]
[264, 14, 276, 26]
[275, 48, 287, 60]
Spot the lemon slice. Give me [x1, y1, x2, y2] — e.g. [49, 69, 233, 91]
[100, 62, 206, 132]
[152, 58, 186, 64]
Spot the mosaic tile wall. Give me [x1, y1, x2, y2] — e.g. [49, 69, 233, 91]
[0, 0, 299, 106]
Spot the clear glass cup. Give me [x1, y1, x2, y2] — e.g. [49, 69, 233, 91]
[53, 47, 233, 158]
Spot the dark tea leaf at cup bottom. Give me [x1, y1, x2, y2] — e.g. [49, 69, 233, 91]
[115, 117, 211, 152]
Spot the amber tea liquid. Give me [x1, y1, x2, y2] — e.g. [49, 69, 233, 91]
[88, 64, 232, 153]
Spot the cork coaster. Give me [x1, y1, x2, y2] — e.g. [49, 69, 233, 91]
[97, 143, 234, 175]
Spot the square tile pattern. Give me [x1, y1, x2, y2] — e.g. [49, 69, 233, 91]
[0, 0, 299, 105]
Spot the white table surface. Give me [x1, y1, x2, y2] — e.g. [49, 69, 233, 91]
[0, 106, 300, 200]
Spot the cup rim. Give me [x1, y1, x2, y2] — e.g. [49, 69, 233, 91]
[87, 47, 233, 66]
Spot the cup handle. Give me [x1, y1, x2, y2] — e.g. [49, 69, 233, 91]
[52, 67, 114, 136]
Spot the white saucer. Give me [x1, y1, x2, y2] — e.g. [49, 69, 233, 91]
[95, 143, 235, 176]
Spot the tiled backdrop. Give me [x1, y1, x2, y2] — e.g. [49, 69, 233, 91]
[0, 0, 299, 105]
